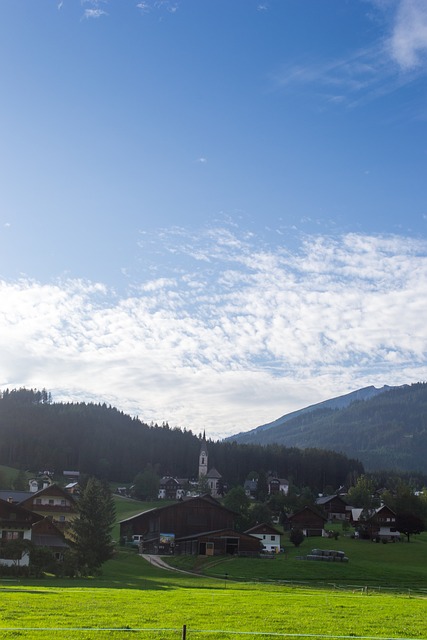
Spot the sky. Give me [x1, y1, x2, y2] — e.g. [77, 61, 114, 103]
[0, 0, 427, 440]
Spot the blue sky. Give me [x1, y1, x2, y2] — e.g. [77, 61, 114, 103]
[0, 0, 427, 439]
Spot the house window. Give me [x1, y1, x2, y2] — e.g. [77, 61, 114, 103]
[271, 535, 276, 541]
[35, 498, 42, 505]
[49, 499, 54, 505]
[2, 531, 23, 541]
[61, 499, 66, 506]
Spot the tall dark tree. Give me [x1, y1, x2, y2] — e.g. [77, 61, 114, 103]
[223, 486, 250, 531]
[395, 513, 425, 542]
[133, 464, 160, 500]
[71, 477, 116, 573]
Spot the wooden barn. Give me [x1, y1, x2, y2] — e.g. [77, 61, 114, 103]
[315, 495, 350, 521]
[176, 528, 262, 556]
[288, 505, 328, 537]
[119, 494, 259, 555]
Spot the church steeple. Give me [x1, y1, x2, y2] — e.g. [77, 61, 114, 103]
[199, 435, 208, 478]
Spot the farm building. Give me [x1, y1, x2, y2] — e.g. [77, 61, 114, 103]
[288, 505, 328, 537]
[119, 494, 260, 556]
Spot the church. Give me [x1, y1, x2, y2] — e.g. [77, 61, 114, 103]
[198, 435, 222, 498]
[158, 434, 222, 500]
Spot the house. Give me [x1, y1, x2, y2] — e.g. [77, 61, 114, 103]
[315, 495, 349, 522]
[267, 474, 289, 496]
[288, 506, 328, 537]
[0, 498, 42, 567]
[64, 482, 80, 496]
[31, 518, 69, 560]
[63, 471, 80, 482]
[119, 494, 258, 555]
[350, 505, 400, 541]
[158, 477, 186, 500]
[28, 474, 52, 493]
[19, 484, 77, 532]
[244, 478, 258, 498]
[245, 522, 282, 553]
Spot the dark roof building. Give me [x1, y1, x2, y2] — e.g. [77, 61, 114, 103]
[119, 494, 259, 556]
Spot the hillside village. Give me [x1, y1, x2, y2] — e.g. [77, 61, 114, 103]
[2, 432, 425, 573]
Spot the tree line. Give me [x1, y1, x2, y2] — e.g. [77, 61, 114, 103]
[0, 388, 362, 492]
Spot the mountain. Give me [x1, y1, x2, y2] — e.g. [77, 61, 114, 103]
[227, 383, 427, 474]
[231, 385, 394, 439]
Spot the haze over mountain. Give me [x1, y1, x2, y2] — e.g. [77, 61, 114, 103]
[227, 383, 427, 474]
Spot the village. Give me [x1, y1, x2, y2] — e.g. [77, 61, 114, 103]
[0, 437, 420, 571]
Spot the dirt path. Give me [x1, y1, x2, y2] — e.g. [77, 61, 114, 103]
[140, 554, 196, 574]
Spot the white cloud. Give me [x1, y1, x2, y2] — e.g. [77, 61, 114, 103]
[136, 1, 179, 14]
[81, 0, 108, 19]
[1, 230, 427, 439]
[389, 0, 427, 69]
[83, 9, 107, 19]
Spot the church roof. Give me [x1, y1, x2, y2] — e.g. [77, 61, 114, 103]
[207, 467, 222, 479]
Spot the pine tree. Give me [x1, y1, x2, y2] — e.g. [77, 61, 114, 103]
[71, 477, 116, 573]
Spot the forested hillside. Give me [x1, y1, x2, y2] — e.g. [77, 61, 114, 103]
[229, 383, 427, 473]
[0, 388, 362, 490]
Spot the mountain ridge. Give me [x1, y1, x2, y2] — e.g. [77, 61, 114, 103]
[227, 383, 427, 474]
[230, 385, 396, 440]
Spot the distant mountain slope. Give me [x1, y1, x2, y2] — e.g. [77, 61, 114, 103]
[228, 383, 427, 473]
[231, 385, 393, 439]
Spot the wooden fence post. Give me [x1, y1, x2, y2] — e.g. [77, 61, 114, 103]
[182, 623, 187, 639]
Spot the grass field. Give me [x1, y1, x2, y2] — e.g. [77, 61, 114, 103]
[1, 549, 426, 640]
[167, 531, 427, 591]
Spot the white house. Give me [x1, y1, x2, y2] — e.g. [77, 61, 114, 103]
[245, 522, 282, 553]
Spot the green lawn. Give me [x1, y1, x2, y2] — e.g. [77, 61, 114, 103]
[0, 550, 426, 640]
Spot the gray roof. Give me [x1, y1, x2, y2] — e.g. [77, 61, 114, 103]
[207, 467, 222, 479]
[0, 490, 32, 503]
[316, 494, 345, 505]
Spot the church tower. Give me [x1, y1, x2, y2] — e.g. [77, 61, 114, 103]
[199, 433, 208, 478]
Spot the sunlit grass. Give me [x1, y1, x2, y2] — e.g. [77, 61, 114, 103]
[0, 550, 426, 640]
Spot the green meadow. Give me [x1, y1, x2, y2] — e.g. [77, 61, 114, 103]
[1, 549, 426, 640]
[168, 530, 427, 591]
[0, 497, 426, 639]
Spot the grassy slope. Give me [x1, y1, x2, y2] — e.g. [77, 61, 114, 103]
[168, 531, 427, 590]
[0, 464, 27, 486]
